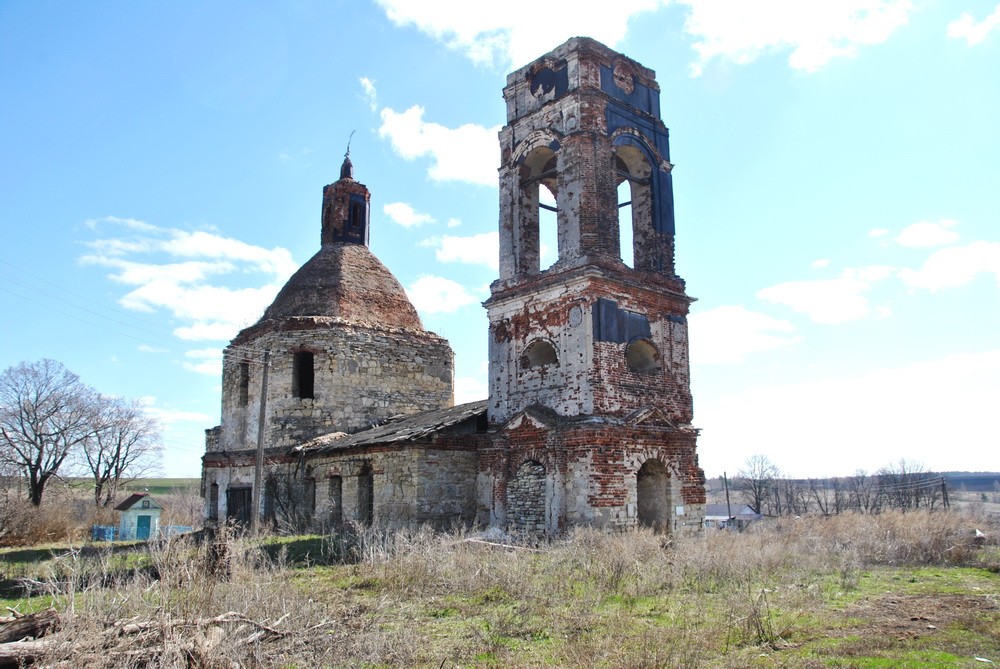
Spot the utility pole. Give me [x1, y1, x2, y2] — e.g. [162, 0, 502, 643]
[251, 350, 270, 532]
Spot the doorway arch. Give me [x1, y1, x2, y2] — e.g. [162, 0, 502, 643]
[637, 459, 670, 531]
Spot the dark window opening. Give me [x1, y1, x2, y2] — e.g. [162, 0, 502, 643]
[264, 476, 278, 526]
[349, 201, 364, 229]
[304, 477, 316, 519]
[208, 483, 219, 521]
[293, 351, 315, 399]
[226, 486, 253, 526]
[475, 413, 489, 433]
[328, 476, 343, 525]
[238, 361, 250, 407]
[357, 465, 374, 526]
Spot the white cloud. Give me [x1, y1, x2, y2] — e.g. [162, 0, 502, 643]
[183, 348, 222, 376]
[374, 0, 664, 68]
[947, 4, 1000, 45]
[893, 219, 959, 248]
[447, 218, 462, 228]
[455, 376, 489, 404]
[757, 265, 893, 324]
[898, 241, 1000, 291]
[869, 228, 890, 237]
[374, 0, 910, 77]
[422, 232, 499, 269]
[383, 202, 435, 228]
[96, 216, 160, 233]
[689, 305, 799, 365]
[681, 0, 913, 75]
[137, 344, 168, 353]
[379, 105, 499, 186]
[811, 258, 830, 268]
[359, 76, 378, 111]
[697, 350, 1000, 477]
[139, 396, 212, 424]
[405, 275, 480, 314]
[80, 217, 294, 346]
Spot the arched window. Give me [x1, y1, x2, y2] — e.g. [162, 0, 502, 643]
[625, 338, 660, 372]
[520, 338, 558, 369]
[518, 147, 560, 274]
[614, 145, 654, 270]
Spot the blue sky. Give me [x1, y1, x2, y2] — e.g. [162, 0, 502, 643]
[2, 0, 998, 479]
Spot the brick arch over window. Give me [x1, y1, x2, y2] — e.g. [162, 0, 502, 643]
[507, 459, 546, 536]
[520, 338, 558, 369]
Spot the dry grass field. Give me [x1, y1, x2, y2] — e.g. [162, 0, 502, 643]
[1, 509, 998, 668]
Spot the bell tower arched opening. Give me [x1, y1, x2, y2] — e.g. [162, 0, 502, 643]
[614, 145, 654, 271]
[516, 147, 560, 275]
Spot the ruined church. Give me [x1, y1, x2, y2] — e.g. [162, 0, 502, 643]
[202, 38, 706, 536]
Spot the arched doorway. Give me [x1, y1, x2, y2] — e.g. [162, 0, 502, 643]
[507, 460, 546, 535]
[637, 459, 670, 531]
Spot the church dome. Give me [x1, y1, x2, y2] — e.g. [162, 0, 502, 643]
[260, 243, 424, 330]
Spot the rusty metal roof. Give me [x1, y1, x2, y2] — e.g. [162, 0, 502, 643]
[296, 399, 488, 454]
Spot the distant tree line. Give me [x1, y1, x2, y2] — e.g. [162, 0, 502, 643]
[0, 358, 162, 507]
[733, 454, 948, 517]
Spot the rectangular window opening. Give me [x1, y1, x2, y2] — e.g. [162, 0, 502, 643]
[293, 351, 315, 399]
[328, 475, 343, 525]
[238, 361, 250, 407]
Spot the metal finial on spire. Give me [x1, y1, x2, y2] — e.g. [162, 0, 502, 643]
[340, 130, 355, 180]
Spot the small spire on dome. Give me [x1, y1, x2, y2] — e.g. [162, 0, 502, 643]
[340, 130, 355, 180]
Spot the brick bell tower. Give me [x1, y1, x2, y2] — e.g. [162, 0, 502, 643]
[481, 37, 705, 535]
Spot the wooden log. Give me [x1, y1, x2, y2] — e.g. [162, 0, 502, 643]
[0, 608, 59, 643]
[0, 639, 50, 668]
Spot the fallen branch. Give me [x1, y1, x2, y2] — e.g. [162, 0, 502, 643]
[0, 608, 59, 644]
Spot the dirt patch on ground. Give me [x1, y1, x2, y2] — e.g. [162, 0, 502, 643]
[833, 594, 1000, 659]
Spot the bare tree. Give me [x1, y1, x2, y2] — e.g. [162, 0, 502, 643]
[0, 359, 97, 505]
[846, 469, 879, 513]
[81, 396, 162, 506]
[877, 459, 941, 511]
[735, 454, 780, 515]
[809, 478, 833, 515]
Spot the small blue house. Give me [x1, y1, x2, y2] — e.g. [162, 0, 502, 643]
[115, 493, 163, 540]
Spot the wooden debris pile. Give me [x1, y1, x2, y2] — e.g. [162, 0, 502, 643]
[0, 607, 325, 668]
